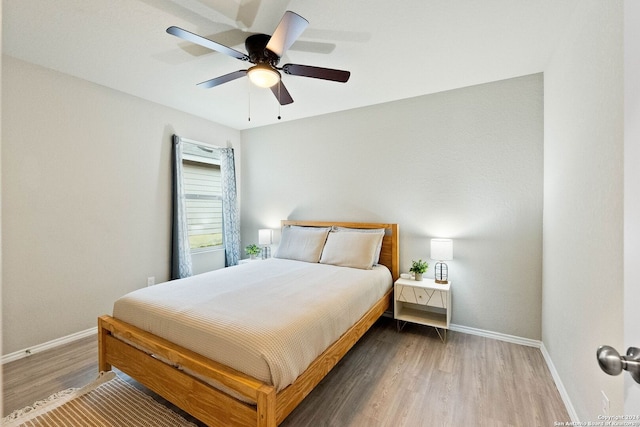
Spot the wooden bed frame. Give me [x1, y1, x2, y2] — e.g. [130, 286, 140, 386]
[98, 220, 399, 426]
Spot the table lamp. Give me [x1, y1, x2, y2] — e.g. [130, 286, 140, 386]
[430, 239, 453, 284]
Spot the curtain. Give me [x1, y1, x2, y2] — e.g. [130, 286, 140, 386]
[171, 135, 193, 279]
[219, 147, 241, 266]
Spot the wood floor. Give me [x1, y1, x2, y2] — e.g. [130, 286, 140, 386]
[2, 317, 569, 426]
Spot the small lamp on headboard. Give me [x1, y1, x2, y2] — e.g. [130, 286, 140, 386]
[259, 229, 273, 259]
[430, 239, 453, 284]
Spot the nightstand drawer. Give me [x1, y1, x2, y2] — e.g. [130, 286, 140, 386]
[397, 285, 447, 309]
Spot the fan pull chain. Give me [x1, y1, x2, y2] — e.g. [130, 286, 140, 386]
[277, 83, 282, 120]
[247, 80, 251, 122]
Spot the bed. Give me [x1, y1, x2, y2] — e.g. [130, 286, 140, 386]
[98, 220, 399, 426]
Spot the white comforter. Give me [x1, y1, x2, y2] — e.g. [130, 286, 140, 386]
[113, 258, 392, 391]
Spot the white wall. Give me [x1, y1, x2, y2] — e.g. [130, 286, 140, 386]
[1, 0, 4, 415]
[543, 1, 624, 421]
[624, 0, 640, 414]
[191, 248, 226, 275]
[241, 74, 544, 339]
[1, 56, 241, 354]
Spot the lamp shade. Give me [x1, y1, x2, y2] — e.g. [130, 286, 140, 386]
[258, 229, 273, 245]
[248, 64, 280, 88]
[430, 239, 453, 261]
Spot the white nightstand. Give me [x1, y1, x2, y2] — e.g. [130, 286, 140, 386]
[394, 277, 451, 342]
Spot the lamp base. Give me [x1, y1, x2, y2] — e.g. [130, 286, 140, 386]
[262, 246, 271, 259]
[434, 261, 449, 284]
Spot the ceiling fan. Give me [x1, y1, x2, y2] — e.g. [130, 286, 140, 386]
[167, 11, 351, 105]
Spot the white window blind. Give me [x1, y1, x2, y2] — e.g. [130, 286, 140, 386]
[182, 149, 223, 251]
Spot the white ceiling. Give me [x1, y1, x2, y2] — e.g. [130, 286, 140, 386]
[3, 0, 579, 130]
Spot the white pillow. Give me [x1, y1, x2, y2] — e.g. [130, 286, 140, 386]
[332, 227, 385, 265]
[274, 226, 331, 263]
[319, 230, 384, 270]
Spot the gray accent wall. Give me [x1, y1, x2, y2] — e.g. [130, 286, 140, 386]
[241, 74, 544, 340]
[1, 56, 241, 354]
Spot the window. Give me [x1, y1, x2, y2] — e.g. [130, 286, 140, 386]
[182, 145, 223, 251]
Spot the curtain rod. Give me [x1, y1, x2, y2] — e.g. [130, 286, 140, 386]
[179, 137, 223, 150]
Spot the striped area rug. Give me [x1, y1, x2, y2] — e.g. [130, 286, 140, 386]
[2, 371, 198, 427]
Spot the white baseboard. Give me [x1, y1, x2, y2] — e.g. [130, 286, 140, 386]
[450, 323, 578, 422]
[539, 342, 580, 422]
[449, 323, 542, 348]
[1, 327, 97, 365]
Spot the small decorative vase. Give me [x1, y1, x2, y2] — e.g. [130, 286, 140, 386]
[250, 254, 257, 260]
[414, 273, 423, 281]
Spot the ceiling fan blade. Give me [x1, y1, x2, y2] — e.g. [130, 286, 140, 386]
[266, 11, 309, 57]
[282, 64, 350, 83]
[167, 26, 250, 62]
[270, 81, 294, 105]
[197, 70, 248, 88]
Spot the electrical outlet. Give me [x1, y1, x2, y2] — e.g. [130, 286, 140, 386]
[147, 276, 155, 286]
[601, 390, 610, 416]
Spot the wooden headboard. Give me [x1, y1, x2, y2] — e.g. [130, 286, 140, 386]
[281, 220, 400, 281]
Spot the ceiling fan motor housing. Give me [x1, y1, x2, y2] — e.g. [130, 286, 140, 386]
[167, 11, 350, 106]
[245, 34, 280, 66]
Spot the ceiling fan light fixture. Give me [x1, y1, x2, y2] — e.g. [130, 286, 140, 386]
[248, 64, 280, 88]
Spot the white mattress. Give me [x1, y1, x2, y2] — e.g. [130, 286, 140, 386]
[112, 258, 392, 391]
